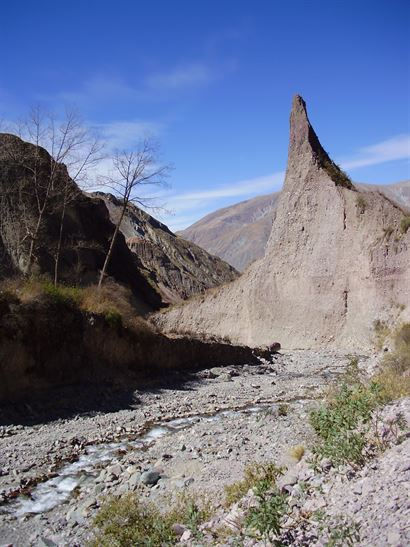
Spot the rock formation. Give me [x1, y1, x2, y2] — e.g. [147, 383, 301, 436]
[179, 183, 409, 272]
[0, 133, 164, 310]
[0, 134, 237, 310]
[153, 95, 410, 349]
[94, 193, 238, 303]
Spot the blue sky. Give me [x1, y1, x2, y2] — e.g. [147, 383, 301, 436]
[1, 0, 409, 230]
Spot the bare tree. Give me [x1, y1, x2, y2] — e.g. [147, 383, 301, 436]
[4, 106, 103, 280]
[97, 138, 170, 288]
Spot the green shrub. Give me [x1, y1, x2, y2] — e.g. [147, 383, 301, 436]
[309, 382, 382, 466]
[245, 482, 287, 543]
[400, 215, 410, 234]
[314, 511, 360, 546]
[91, 493, 212, 546]
[41, 281, 82, 305]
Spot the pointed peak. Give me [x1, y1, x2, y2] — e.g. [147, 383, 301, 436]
[287, 95, 354, 190]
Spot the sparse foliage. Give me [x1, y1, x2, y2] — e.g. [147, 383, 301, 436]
[356, 194, 367, 213]
[97, 139, 171, 288]
[245, 482, 287, 543]
[400, 215, 410, 234]
[1, 106, 103, 282]
[90, 492, 212, 547]
[224, 462, 282, 507]
[309, 382, 382, 466]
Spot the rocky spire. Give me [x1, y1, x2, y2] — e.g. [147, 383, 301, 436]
[286, 95, 354, 190]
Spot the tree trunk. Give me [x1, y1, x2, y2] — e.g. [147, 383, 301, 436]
[98, 203, 127, 288]
[26, 211, 43, 275]
[54, 198, 67, 286]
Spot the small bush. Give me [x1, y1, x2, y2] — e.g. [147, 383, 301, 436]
[314, 511, 360, 546]
[356, 195, 367, 213]
[104, 310, 123, 329]
[41, 281, 82, 306]
[400, 215, 410, 234]
[309, 382, 382, 466]
[90, 494, 177, 546]
[224, 462, 282, 507]
[278, 403, 289, 416]
[373, 323, 410, 402]
[91, 492, 212, 546]
[245, 482, 287, 543]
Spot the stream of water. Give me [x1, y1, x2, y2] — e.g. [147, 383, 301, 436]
[4, 404, 273, 517]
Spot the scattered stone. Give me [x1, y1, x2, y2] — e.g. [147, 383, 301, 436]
[140, 470, 161, 486]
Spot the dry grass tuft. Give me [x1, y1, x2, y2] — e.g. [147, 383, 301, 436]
[0, 276, 155, 335]
[289, 445, 305, 462]
[374, 323, 410, 402]
[224, 462, 282, 507]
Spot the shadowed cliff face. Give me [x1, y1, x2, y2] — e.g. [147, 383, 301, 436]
[0, 134, 163, 310]
[0, 134, 237, 311]
[153, 95, 410, 350]
[93, 193, 239, 304]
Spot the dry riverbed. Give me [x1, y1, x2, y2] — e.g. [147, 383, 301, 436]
[0, 349, 407, 546]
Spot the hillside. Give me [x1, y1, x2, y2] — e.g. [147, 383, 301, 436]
[0, 133, 237, 312]
[154, 95, 410, 349]
[94, 193, 238, 303]
[179, 181, 410, 271]
[178, 193, 280, 271]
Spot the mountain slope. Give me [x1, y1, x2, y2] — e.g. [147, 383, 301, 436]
[0, 133, 162, 311]
[153, 96, 410, 349]
[94, 193, 238, 304]
[179, 181, 410, 271]
[177, 193, 280, 271]
[0, 133, 237, 311]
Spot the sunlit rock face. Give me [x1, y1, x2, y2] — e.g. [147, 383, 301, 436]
[153, 95, 410, 349]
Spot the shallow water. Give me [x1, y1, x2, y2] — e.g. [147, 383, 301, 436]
[5, 404, 276, 516]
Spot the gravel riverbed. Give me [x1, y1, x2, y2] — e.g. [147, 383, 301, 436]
[0, 350, 408, 546]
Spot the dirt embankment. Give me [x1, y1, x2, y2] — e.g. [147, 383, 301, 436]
[0, 292, 269, 403]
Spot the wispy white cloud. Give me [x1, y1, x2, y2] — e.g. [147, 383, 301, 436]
[57, 62, 215, 109]
[160, 172, 284, 230]
[94, 119, 163, 151]
[341, 134, 410, 170]
[56, 76, 139, 108]
[146, 63, 213, 91]
[168, 172, 283, 205]
[163, 133, 410, 231]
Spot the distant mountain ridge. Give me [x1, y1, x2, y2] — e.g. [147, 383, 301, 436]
[179, 180, 410, 271]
